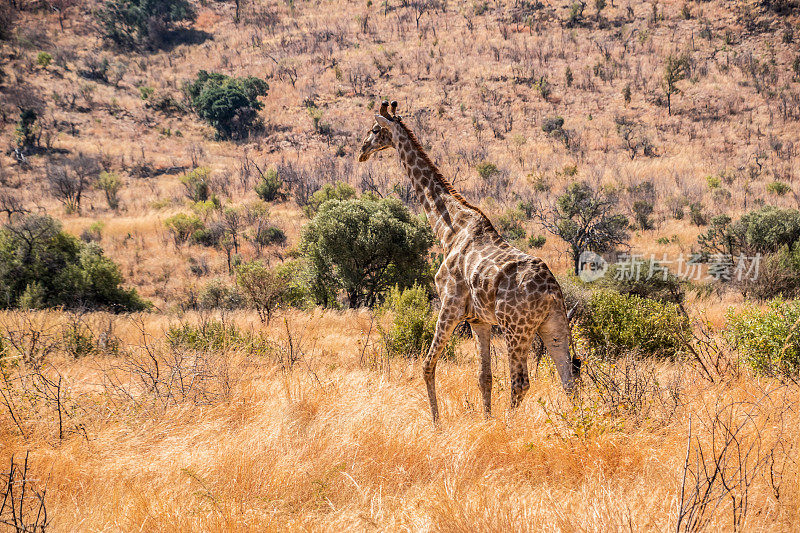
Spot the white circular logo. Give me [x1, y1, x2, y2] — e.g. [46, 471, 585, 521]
[578, 251, 608, 282]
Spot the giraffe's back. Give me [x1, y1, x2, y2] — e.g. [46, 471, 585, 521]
[459, 239, 562, 327]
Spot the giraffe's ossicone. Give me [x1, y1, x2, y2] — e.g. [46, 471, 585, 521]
[359, 101, 580, 423]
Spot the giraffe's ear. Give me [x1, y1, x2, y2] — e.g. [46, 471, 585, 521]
[374, 115, 392, 130]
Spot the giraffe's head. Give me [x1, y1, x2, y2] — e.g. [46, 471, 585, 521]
[358, 100, 400, 162]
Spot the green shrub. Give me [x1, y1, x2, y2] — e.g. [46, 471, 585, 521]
[0, 215, 147, 311]
[63, 321, 98, 358]
[496, 209, 526, 242]
[186, 70, 268, 140]
[180, 167, 211, 202]
[97, 171, 122, 209]
[303, 181, 356, 217]
[36, 52, 52, 68]
[726, 300, 800, 377]
[164, 213, 204, 245]
[475, 161, 500, 180]
[379, 284, 457, 360]
[235, 260, 292, 323]
[254, 169, 284, 202]
[300, 194, 434, 308]
[528, 234, 546, 249]
[198, 279, 243, 310]
[579, 290, 689, 359]
[542, 116, 565, 134]
[698, 206, 800, 256]
[767, 181, 791, 196]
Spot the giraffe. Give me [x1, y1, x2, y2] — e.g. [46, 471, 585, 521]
[358, 101, 580, 423]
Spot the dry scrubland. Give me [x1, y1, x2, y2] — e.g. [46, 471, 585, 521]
[1, 0, 800, 530]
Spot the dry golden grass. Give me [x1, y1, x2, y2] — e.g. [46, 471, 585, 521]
[0, 309, 797, 531]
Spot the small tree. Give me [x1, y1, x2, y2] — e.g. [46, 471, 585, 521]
[186, 71, 268, 140]
[235, 260, 288, 323]
[537, 182, 629, 275]
[97, 171, 122, 210]
[301, 194, 434, 308]
[46, 155, 99, 214]
[663, 53, 689, 115]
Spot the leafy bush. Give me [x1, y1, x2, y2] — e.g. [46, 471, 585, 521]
[164, 213, 204, 245]
[254, 169, 284, 202]
[698, 206, 800, 256]
[528, 234, 546, 249]
[300, 194, 434, 308]
[767, 181, 791, 196]
[303, 181, 356, 217]
[186, 70, 268, 140]
[96, 0, 196, 48]
[0, 215, 147, 311]
[496, 209, 526, 242]
[726, 300, 800, 377]
[180, 167, 211, 202]
[97, 171, 122, 209]
[379, 284, 457, 360]
[475, 161, 500, 180]
[36, 52, 52, 68]
[198, 279, 243, 310]
[579, 290, 689, 359]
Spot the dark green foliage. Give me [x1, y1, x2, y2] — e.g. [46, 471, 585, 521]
[254, 169, 284, 202]
[303, 181, 356, 217]
[378, 284, 457, 360]
[632, 200, 654, 230]
[528, 234, 546, 249]
[689, 202, 707, 226]
[96, 0, 196, 47]
[300, 194, 434, 308]
[0, 215, 147, 311]
[475, 161, 500, 180]
[726, 300, 800, 378]
[580, 290, 689, 359]
[186, 70, 268, 140]
[698, 206, 800, 256]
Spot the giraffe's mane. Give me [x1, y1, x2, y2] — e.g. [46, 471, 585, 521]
[395, 118, 497, 233]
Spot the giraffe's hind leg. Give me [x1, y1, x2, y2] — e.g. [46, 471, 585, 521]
[506, 337, 532, 410]
[470, 322, 493, 417]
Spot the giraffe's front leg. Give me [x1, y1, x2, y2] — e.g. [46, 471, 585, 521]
[423, 304, 463, 424]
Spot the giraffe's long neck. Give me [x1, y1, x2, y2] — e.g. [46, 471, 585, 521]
[394, 123, 480, 250]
